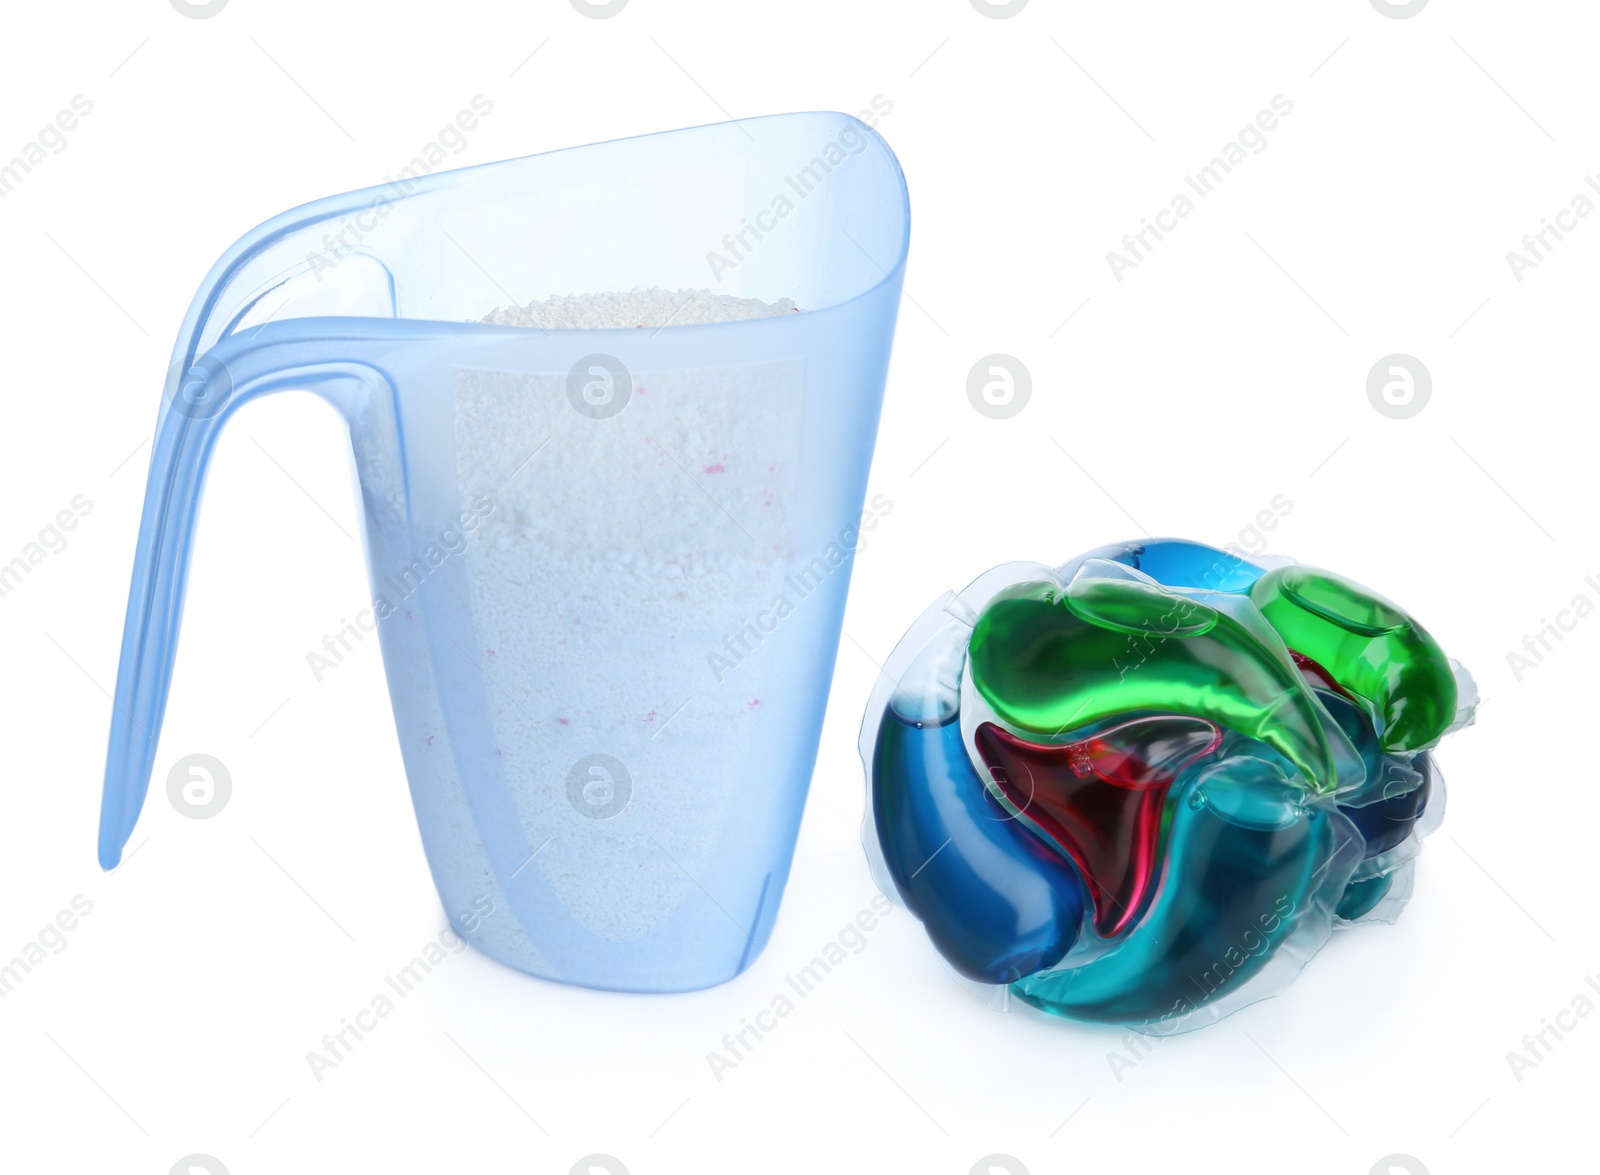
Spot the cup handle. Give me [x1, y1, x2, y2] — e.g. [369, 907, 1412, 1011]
[97, 347, 380, 868]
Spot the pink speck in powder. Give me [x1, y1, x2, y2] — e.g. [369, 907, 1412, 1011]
[704, 463, 726, 474]
[558, 717, 569, 726]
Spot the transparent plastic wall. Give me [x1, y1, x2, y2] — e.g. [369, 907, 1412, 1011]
[100, 113, 911, 992]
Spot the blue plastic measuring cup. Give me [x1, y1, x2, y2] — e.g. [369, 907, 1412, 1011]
[98, 112, 910, 992]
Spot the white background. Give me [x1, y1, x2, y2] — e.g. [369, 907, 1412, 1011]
[0, 1, 1593, 1172]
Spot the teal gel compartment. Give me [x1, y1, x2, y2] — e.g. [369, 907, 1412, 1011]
[98, 113, 910, 993]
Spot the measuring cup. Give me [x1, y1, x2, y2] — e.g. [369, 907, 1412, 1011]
[98, 112, 910, 992]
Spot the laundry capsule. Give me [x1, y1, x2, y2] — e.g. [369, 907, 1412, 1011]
[860, 541, 1473, 1033]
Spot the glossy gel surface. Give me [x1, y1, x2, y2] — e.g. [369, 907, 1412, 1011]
[1250, 566, 1457, 752]
[873, 711, 1084, 983]
[968, 577, 1339, 792]
[974, 717, 1218, 938]
[1011, 767, 1359, 1027]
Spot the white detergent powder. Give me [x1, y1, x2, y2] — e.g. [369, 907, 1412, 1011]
[481, 287, 799, 329]
[449, 288, 805, 945]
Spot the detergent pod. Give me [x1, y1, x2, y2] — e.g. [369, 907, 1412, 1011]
[859, 540, 1474, 1033]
